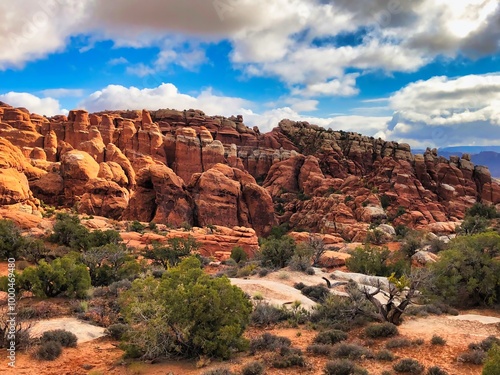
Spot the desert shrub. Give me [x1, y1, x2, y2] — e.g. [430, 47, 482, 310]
[365, 323, 399, 338]
[413, 338, 425, 346]
[236, 264, 256, 278]
[289, 254, 311, 272]
[294, 282, 306, 290]
[250, 333, 291, 353]
[202, 369, 235, 375]
[483, 344, 500, 375]
[230, 246, 247, 263]
[393, 358, 424, 374]
[313, 329, 348, 345]
[385, 338, 412, 349]
[241, 361, 265, 375]
[324, 359, 369, 375]
[311, 287, 376, 328]
[258, 268, 270, 277]
[400, 231, 424, 258]
[268, 223, 290, 239]
[301, 284, 330, 303]
[380, 195, 391, 209]
[467, 202, 499, 219]
[427, 366, 448, 375]
[346, 244, 408, 277]
[431, 335, 446, 346]
[405, 303, 458, 317]
[143, 236, 199, 268]
[332, 343, 372, 360]
[427, 238, 447, 254]
[120, 257, 251, 360]
[469, 336, 500, 352]
[80, 243, 133, 286]
[20, 238, 50, 263]
[36, 340, 62, 360]
[427, 233, 500, 307]
[307, 344, 332, 356]
[250, 302, 289, 326]
[260, 235, 296, 268]
[459, 350, 487, 364]
[128, 220, 145, 233]
[41, 329, 77, 347]
[376, 349, 395, 361]
[306, 267, 315, 275]
[222, 258, 238, 267]
[106, 324, 129, 340]
[49, 213, 90, 250]
[0, 219, 25, 260]
[18, 255, 91, 298]
[271, 347, 305, 368]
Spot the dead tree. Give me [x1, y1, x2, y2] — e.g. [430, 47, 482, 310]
[359, 273, 422, 326]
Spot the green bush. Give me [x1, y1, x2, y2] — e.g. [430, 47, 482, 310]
[106, 324, 129, 340]
[459, 350, 487, 364]
[241, 361, 265, 375]
[375, 349, 395, 361]
[18, 256, 91, 298]
[202, 369, 235, 375]
[427, 366, 448, 375]
[467, 203, 499, 219]
[313, 329, 348, 345]
[0, 219, 24, 260]
[250, 333, 291, 353]
[300, 284, 330, 303]
[365, 323, 399, 338]
[393, 358, 424, 374]
[427, 233, 500, 307]
[49, 213, 90, 250]
[250, 302, 289, 326]
[143, 236, 199, 268]
[431, 335, 446, 346]
[230, 246, 247, 263]
[385, 337, 412, 349]
[271, 347, 305, 368]
[332, 343, 372, 360]
[324, 359, 369, 375]
[260, 235, 296, 268]
[36, 341, 62, 360]
[469, 336, 500, 352]
[483, 344, 500, 375]
[41, 329, 77, 347]
[120, 257, 251, 360]
[80, 243, 133, 286]
[128, 220, 145, 233]
[307, 343, 332, 356]
[346, 244, 408, 277]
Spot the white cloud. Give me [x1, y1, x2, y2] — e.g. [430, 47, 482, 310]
[0, 0, 498, 100]
[386, 73, 500, 147]
[107, 57, 129, 66]
[292, 74, 360, 97]
[79, 83, 251, 118]
[40, 88, 85, 98]
[0, 92, 65, 116]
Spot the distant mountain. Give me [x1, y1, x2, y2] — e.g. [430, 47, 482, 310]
[413, 146, 500, 177]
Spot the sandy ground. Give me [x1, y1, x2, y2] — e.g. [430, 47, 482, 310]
[29, 317, 107, 344]
[448, 314, 500, 325]
[230, 278, 318, 309]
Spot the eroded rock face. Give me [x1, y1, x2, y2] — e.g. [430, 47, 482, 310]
[0, 102, 499, 240]
[189, 164, 276, 236]
[123, 163, 193, 226]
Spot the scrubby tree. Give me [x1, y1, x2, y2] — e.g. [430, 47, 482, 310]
[458, 202, 499, 235]
[120, 257, 252, 360]
[260, 236, 296, 268]
[346, 244, 409, 277]
[230, 246, 248, 264]
[426, 233, 500, 307]
[0, 219, 24, 260]
[17, 255, 91, 298]
[143, 236, 199, 268]
[80, 243, 135, 286]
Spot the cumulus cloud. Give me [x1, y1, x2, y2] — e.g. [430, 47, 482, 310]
[0, 92, 65, 116]
[0, 0, 498, 100]
[79, 83, 251, 117]
[386, 73, 500, 146]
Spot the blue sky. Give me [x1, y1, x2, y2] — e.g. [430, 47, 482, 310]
[0, 0, 499, 148]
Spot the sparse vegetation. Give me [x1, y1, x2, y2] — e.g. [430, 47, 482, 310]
[36, 340, 63, 361]
[324, 359, 369, 375]
[431, 335, 446, 346]
[331, 342, 372, 360]
[241, 361, 265, 375]
[393, 358, 425, 374]
[143, 236, 199, 268]
[482, 344, 500, 375]
[365, 322, 399, 338]
[260, 235, 296, 268]
[314, 329, 348, 345]
[41, 329, 77, 348]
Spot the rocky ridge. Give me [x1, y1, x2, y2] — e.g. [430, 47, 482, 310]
[0, 101, 499, 242]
